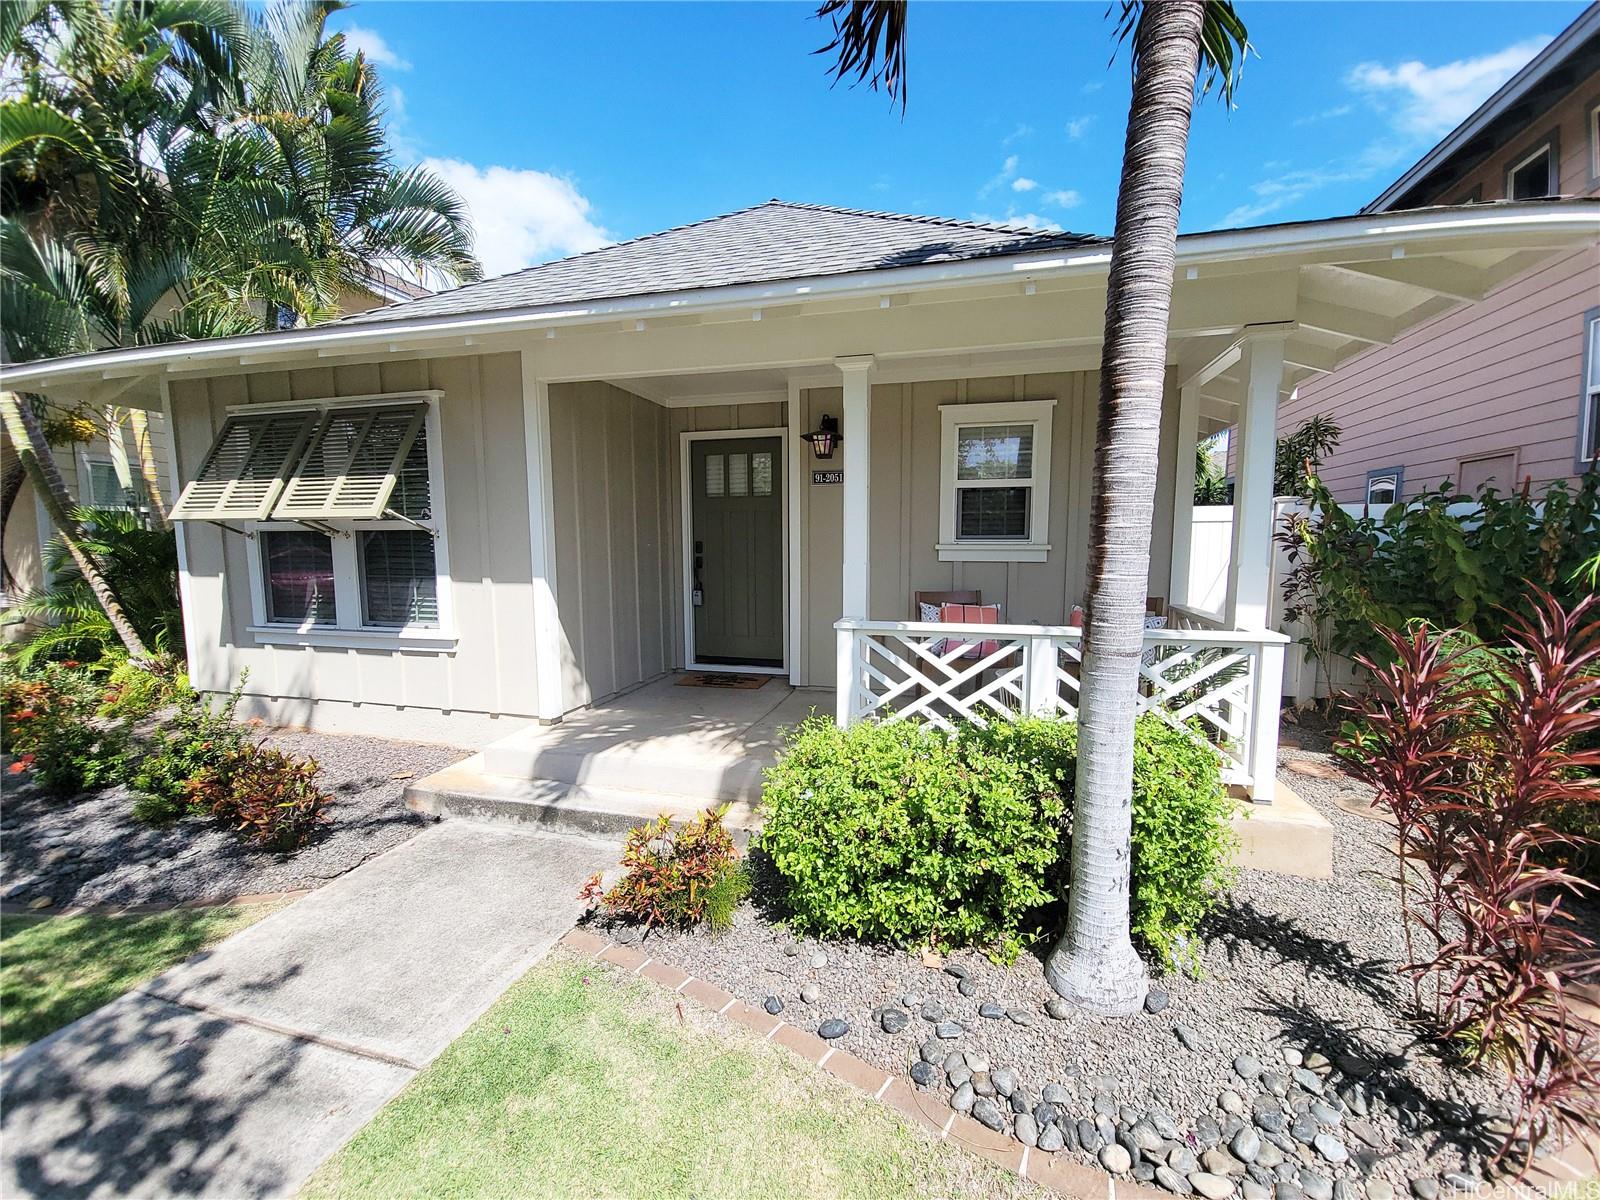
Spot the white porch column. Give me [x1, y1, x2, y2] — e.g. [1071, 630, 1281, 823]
[1224, 336, 1284, 631]
[837, 355, 874, 619]
[520, 353, 567, 723]
[1168, 382, 1201, 610]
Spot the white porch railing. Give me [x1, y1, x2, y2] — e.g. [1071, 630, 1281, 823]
[833, 618, 1288, 798]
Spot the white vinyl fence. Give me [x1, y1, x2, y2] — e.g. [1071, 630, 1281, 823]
[1183, 498, 1393, 702]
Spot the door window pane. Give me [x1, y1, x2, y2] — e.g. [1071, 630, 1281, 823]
[957, 486, 1030, 539]
[704, 454, 724, 497]
[727, 453, 748, 496]
[360, 530, 438, 627]
[261, 531, 335, 624]
[957, 424, 1034, 480]
[752, 452, 773, 496]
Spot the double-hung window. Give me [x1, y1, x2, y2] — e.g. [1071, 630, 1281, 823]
[170, 392, 452, 648]
[937, 399, 1055, 563]
[1581, 311, 1600, 469]
[81, 457, 133, 509]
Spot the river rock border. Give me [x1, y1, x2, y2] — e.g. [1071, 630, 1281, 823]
[560, 927, 1600, 1200]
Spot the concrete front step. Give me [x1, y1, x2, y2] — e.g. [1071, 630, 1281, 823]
[406, 755, 761, 843]
[411, 757, 1333, 879]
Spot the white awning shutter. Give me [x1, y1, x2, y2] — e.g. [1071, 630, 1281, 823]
[272, 403, 428, 521]
[169, 410, 319, 522]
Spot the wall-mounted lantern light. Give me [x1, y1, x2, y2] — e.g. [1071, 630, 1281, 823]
[801, 413, 842, 460]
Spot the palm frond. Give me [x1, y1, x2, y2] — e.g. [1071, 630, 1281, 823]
[814, 1, 908, 113]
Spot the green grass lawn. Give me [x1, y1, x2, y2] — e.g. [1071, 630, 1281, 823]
[304, 953, 1035, 1200]
[1, 902, 284, 1055]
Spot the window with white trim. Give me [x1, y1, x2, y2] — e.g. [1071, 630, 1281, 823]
[82, 458, 133, 509]
[937, 399, 1055, 563]
[1589, 100, 1599, 184]
[1580, 312, 1600, 467]
[1506, 139, 1556, 200]
[173, 392, 452, 646]
[1364, 467, 1402, 507]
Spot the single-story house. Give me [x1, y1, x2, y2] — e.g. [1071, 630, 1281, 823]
[3, 197, 1595, 811]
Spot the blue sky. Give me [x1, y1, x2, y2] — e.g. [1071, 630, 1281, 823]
[332, 1, 1588, 276]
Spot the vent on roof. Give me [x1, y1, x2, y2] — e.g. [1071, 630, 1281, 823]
[169, 410, 319, 522]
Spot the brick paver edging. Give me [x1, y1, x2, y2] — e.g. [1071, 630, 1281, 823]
[559, 927, 1164, 1200]
[560, 929, 1600, 1200]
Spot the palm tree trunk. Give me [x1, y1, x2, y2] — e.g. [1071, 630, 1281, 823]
[125, 406, 169, 524]
[1045, 0, 1205, 1017]
[0, 458, 24, 590]
[0, 391, 150, 660]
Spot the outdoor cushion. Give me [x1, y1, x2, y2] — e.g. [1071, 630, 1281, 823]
[938, 603, 1002, 661]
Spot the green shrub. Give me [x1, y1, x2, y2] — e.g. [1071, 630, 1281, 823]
[1127, 719, 1238, 972]
[3, 660, 128, 797]
[98, 653, 184, 719]
[582, 808, 749, 931]
[131, 676, 250, 813]
[757, 717, 1070, 963]
[187, 743, 330, 851]
[758, 714, 1236, 970]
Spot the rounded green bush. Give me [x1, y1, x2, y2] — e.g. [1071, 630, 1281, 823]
[757, 717, 1068, 962]
[757, 714, 1235, 970]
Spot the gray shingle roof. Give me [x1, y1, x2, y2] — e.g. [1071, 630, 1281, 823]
[340, 200, 1103, 325]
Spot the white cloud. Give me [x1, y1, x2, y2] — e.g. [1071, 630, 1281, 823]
[1346, 36, 1549, 138]
[1002, 123, 1034, 146]
[1292, 104, 1352, 127]
[1011, 177, 1039, 193]
[1218, 141, 1410, 227]
[343, 24, 411, 71]
[1065, 116, 1094, 141]
[1043, 189, 1082, 209]
[1003, 212, 1063, 232]
[979, 154, 1022, 197]
[420, 158, 611, 277]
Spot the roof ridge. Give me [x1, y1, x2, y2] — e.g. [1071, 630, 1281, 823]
[765, 198, 1070, 237]
[338, 198, 1096, 325]
[339, 199, 790, 323]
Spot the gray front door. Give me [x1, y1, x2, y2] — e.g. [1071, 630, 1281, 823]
[690, 436, 783, 666]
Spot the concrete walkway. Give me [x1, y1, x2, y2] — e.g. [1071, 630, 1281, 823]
[1, 820, 615, 1199]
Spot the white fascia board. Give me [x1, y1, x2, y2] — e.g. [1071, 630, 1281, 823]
[4, 201, 1597, 393]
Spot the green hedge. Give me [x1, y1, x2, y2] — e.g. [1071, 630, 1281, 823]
[757, 715, 1235, 970]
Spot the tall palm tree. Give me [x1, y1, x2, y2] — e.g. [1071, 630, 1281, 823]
[3, 0, 481, 662]
[817, 0, 1248, 1015]
[1, 391, 149, 659]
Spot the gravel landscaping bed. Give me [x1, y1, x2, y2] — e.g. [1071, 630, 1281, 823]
[2, 728, 464, 909]
[612, 733, 1519, 1200]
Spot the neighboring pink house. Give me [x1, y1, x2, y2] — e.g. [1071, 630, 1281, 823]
[1253, 8, 1600, 504]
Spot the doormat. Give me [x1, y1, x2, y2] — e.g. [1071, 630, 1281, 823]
[676, 672, 769, 690]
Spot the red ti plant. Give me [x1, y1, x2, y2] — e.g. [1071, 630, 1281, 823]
[1337, 591, 1600, 1171]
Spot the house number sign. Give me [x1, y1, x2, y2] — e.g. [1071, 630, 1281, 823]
[812, 470, 843, 485]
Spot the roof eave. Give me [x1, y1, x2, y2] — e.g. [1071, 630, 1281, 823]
[3, 201, 1597, 392]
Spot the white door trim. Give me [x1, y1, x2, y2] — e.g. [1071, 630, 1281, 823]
[679, 426, 789, 675]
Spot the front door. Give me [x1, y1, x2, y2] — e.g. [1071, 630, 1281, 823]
[689, 436, 783, 666]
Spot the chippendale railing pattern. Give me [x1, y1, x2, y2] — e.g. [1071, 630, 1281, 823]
[833, 618, 1287, 796]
